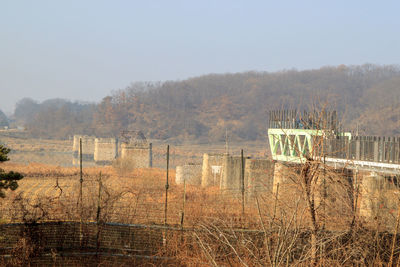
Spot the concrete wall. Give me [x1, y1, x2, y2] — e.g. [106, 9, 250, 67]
[94, 138, 118, 165]
[272, 162, 291, 196]
[314, 168, 355, 220]
[201, 153, 224, 187]
[121, 143, 152, 168]
[201, 155, 276, 196]
[220, 155, 243, 194]
[72, 135, 96, 166]
[72, 135, 95, 158]
[72, 134, 152, 168]
[269, 162, 400, 228]
[272, 162, 304, 210]
[359, 172, 399, 229]
[175, 164, 202, 185]
[72, 135, 81, 157]
[245, 159, 275, 197]
[272, 162, 356, 216]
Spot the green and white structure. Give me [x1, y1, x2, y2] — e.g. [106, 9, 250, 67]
[268, 110, 400, 174]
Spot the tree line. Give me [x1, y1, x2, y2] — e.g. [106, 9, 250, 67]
[11, 64, 400, 141]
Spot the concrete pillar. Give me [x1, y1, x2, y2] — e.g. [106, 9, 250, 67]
[72, 135, 81, 158]
[121, 143, 151, 168]
[272, 162, 305, 209]
[272, 162, 291, 196]
[315, 168, 354, 219]
[72, 135, 95, 165]
[201, 153, 223, 187]
[245, 159, 275, 198]
[176, 166, 184, 185]
[94, 138, 117, 165]
[220, 155, 242, 194]
[80, 136, 95, 159]
[360, 172, 400, 231]
[359, 172, 387, 223]
[201, 154, 212, 187]
[175, 164, 202, 185]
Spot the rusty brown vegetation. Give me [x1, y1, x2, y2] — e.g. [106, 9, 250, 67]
[1, 112, 400, 266]
[0, 161, 398, 266]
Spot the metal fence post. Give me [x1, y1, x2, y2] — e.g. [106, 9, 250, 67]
[79, 138, 83, 246]
[96, 172, 102, 253]
[241, 149, 245, 217]
[181, 179, 186, 228]
[164, 145, 169, 226]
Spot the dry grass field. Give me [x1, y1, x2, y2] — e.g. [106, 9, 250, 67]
[0, 131, 268, 168]
[0, 162, 259, 228]
[1, 134, 399, 265]
[0, 160, 367, 232]
[0, 133, 268, 227]
[0, 133, 73, 166]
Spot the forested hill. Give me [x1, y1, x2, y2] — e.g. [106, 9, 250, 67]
[12, 64, 400, 141]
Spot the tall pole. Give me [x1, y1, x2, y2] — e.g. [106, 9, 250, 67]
[96, 171, 102, 253]
[241, 149, 245, 217]
[79, 138, 83, 246]
[322, 155, 327, 230]
[96, 172, 102, 223]
[181, 179, 186, 228]
[80, 138, 83, 211]
[164, 145, 170, 225]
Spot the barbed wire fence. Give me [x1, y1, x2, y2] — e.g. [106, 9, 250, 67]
[0, 143, 281, 265]
[0, 141, 399, 265]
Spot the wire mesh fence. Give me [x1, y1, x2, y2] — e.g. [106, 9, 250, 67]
[1, 162, 400, 265]
[0, 173, 274, 228]
[0, 169, 361, 234]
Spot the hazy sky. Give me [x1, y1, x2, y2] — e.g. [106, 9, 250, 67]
[1, 1, 399, 114]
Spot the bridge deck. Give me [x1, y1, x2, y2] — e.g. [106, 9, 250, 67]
[269, 128, 400, 175]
